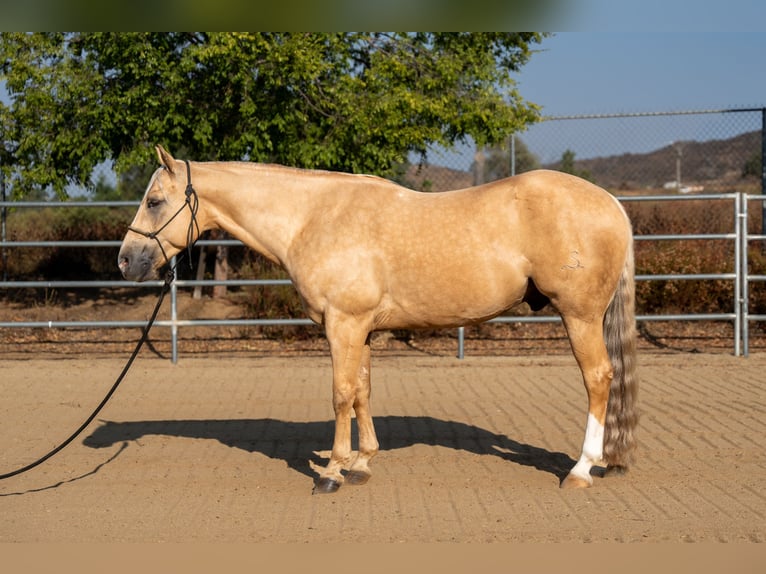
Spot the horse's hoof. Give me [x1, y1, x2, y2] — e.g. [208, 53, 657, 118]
[604, 464, 628, 478]
[313, 477, 342, 494]
[560, 473, 592, 489]
[345, 470, 371, 486]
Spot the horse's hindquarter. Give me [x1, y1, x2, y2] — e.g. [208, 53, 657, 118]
[288, 170, 630, 330]
[511, 171, 632, 318]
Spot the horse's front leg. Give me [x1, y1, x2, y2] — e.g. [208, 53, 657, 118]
[313, 314, 372, 494]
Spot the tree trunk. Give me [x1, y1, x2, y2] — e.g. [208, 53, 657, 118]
[192, 246, 207, 299]
[213, 232, 228, 298]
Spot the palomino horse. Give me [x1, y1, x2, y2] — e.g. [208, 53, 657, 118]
[119, 146, 638, 493]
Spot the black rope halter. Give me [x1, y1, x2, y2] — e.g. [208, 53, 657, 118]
[0, 159, 202, 482]
[127, 159, 200, 276]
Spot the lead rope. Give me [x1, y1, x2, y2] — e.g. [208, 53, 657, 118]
[0, 269, 174, 480]
[0, 160, 199, 481]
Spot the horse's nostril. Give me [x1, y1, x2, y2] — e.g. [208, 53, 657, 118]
[118, 255, 129, 272]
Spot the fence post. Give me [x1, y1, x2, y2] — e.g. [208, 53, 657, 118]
[736, 192, 745, 356]
[171, 256, 179, 364]
[510, 134, 516, 177]
[1, 169, 6, 282]
[761, 108, 766, 237]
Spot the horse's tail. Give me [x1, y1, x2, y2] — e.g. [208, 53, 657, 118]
[602, 237, 639, 469]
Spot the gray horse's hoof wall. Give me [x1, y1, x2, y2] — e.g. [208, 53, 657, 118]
[313, 477, 342, 494]
[345, 470, 371, 486]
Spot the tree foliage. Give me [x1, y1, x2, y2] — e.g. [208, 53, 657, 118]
[557, 148, 593, 182]
[742, 151, 762, 179]
[482, 136, 540, 182]
[0, 32, 544, 198]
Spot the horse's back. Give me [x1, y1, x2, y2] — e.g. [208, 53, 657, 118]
[386, 169, 631, 280]
[290, 169, 631, 329]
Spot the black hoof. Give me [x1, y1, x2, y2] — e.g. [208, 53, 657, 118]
[604, 464, 628, 477]
[345, 470, 371, 486]
[313, 477, 342, 494]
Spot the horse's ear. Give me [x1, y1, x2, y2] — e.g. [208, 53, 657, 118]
[155, 145, 176, 174]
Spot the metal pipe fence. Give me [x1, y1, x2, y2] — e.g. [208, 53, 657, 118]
[0, 191, 759, 361]
[743, 194, 766, 356]
[457, 192, 745, 358]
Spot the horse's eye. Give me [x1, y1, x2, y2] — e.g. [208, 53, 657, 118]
[146, 198, 162, 209]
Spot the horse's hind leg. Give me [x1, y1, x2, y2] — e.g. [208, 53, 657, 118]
[345, 336, 380, 486]
[560, 315, 613, 489]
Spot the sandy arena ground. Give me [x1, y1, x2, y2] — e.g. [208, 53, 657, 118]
[1, 348, 765, 544]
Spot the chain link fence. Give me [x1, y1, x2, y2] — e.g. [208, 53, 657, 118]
[404, 108, 763, 263]
[402, 108, 765, 355]
[2, 108, 766, 358]
[407, 108, 764, 192]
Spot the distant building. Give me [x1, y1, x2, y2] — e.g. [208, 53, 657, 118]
[663, 181, 704, 193]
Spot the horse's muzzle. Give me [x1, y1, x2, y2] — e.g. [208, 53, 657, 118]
[117, 246, 157, 282]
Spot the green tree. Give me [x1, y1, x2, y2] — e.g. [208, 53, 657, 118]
[0, 32, 545, 198]
[558, 148, 592, 182]
[482, 136, 540, 182]
[559, 149, 576, 174]
[742, 151, 763, 179]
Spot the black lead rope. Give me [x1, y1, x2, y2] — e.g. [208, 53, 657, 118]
[0, 160, 199, 481]
[0, 270, 173, 481]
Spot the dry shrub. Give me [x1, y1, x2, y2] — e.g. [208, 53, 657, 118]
[626, 198, 740, 315]
[2, 206, 134, 280]
[236, 252, 321, 340]
[623, 197, 735, 236]
[634, 240, 735, 314]
[5, 195, 765, 339]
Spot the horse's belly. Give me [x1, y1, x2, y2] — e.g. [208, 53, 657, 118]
[376, 269, 528, 330]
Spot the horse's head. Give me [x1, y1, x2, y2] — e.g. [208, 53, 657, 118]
[118, 145, 199, 281]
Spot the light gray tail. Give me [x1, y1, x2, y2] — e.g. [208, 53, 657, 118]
[603, 240, 639, 469]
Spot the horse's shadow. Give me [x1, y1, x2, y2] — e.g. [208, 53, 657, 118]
[82, 416, 577, 484]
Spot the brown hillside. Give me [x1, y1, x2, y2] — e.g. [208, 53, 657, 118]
[554, 130, 761, 192]
[400, 130, 762, 194]
[402, 163, 473, 192]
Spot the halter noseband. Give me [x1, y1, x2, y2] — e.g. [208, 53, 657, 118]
[128, 159, 200, 275]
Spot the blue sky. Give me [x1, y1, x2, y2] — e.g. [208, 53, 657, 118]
[428, 1, 766, 167]
[516, 32, 766, 116]
[555, 0, 766, 33]
[3, 32, 762, 118]
[467, 30, 766, 166]
[3, 22, 766, 172]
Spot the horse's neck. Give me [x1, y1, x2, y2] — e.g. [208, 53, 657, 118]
[199, 164, 316, 266]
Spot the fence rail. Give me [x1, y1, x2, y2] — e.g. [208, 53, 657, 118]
[1, 191, 761, 361]
[2, 107, 764, 360]
[742, 195, 766, 355]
